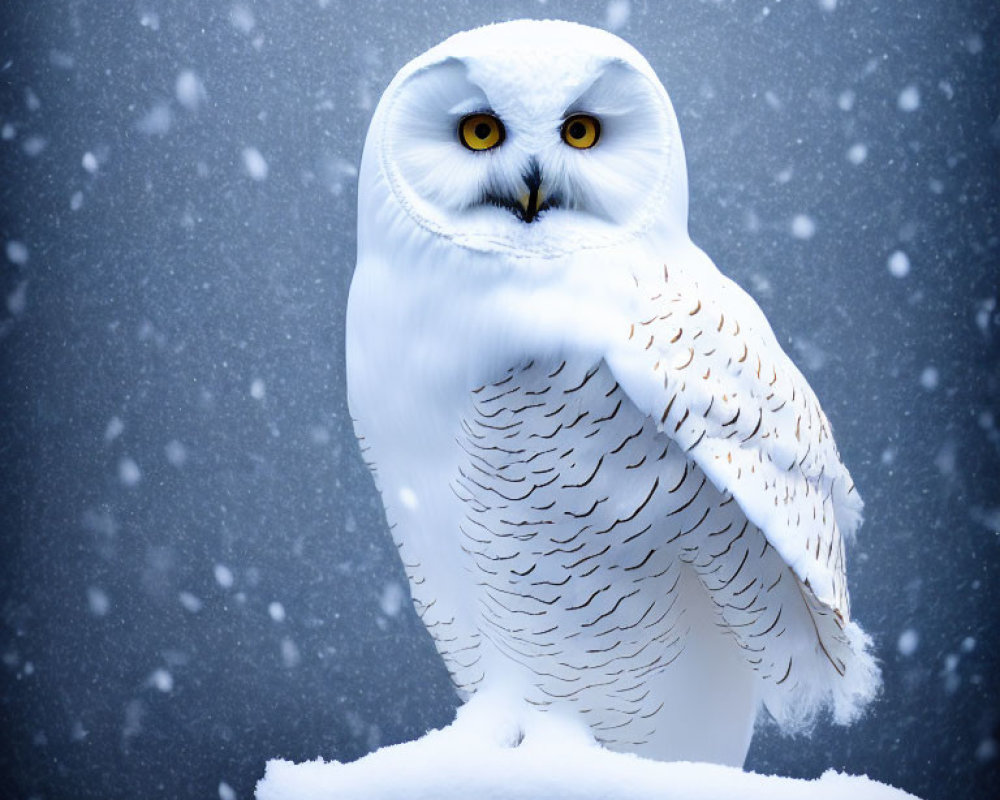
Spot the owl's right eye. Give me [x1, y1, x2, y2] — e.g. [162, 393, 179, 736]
[459, 113, 505, 151]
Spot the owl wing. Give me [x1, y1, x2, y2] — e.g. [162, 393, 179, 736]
[604, 251, 861, 622]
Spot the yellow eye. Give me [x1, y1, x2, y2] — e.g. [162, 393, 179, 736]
[561, 114, 600, 149]
[459, 113, 504, 151]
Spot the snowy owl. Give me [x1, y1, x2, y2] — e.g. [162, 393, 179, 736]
[347, 19, 879, 767]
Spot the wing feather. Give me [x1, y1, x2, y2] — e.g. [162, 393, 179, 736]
[606, 254, 862, 621]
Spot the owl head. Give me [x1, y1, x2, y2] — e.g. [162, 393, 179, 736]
[360, 20, 689, 258]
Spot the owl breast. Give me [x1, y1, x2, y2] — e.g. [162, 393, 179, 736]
[438, 356, 788, 749]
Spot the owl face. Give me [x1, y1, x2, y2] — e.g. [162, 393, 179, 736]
[370, 21, 689, 257]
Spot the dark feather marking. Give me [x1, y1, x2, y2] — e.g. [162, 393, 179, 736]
[622, 523, 653, 545]
[563, 365, 600, 394]
[565, 544, 612, 570]
[611, 425, 645, 454]
[624, 550, 656, 572]
[666, 475, 706, 516]
[592, 398, 623, 425]
[564, 497, 606, 519]
[583, 589, 641, 629]
[749, 606, 783, 638]
[561, 455, 605, 489]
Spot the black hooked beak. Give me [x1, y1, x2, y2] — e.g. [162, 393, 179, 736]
[516, 160, 544, 224]
[482, 158, 558, 223]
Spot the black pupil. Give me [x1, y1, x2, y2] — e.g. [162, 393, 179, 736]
[474, 122, 492, 140]
[569, 121, 587, 140]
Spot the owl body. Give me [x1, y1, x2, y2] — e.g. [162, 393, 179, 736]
[347, 20, 879, 766]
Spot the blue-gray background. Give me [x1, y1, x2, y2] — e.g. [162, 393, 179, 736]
[1, 2, 997, 798]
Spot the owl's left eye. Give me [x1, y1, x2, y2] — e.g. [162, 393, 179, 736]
[459, 113, 505, 151]
[561, 114, 601, 149]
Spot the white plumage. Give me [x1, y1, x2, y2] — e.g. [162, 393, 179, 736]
[347, 19, 879, 767]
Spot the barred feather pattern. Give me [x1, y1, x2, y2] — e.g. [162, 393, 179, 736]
[403, 356, 875, 749]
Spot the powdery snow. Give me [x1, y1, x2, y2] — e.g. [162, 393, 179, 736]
[255, 709, 919, 800]
[5, 240, 29, 265]
[897, 85, 920, 112]
[898, 629, 919, 657]
[242, 147, 269, 181]
[887, 250, 910, 278]
[791, 214, 817, 240]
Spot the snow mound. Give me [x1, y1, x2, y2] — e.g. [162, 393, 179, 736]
[256, 712, 917, 800]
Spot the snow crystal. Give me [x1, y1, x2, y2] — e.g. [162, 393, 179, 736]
[309, 425, 331, 446]
[49, 49, 75, 69]
[976, 738, 998, 763]
[880, 447, 896, 466]
[604, 0, 631, 31]
[148, 668, 174, 692]
[25, 87, 41, 112]
[165, 439, 188, 467]
[70, 190, 84, 211]
[398, 487, 419, 510]
[139, 10, 160, 30]
[70, 720, 88, 741]
[966, 33, 984, 55]
[791, 337, 827, 372]
[942, 653, 960, 694]
[5, 240, 28, 265]
[379, 582, 404, 618]
[176, 70, 207, 111]
[230, 4, 256, 34]
[137, 102, 173, 136]
[105, 416, 125, 442]
[6, 281, 27, 315]
[87, 587, 111, 617]
[837, 89, 855, 112]
[242, 147, 269, 180]
[887, 250, 910, 278]
[219, 781, 237, 800]
[118, 457, 142, 486]
[319, 155, 358, 195]
[960, 636, 976, 653]
[179, 591, 203, 613]
[934, 440, 956, 477]
[847, 143, 868, 165]
[269, 601, 287, 622]
[214, 564, 235, 589]
[82, 151, 98, 173]
[1, 123, 14, 140]
[281, 637, 301, 669]
[775, 166, 793, 184]
[22, 135, 47, 156]
[938, 80, 954, 101]
[897, 628, 919, 657]
[897, 85, 920, 112]
[250, 378, 266, 400]
[919, 366, 939, 391]
[790, 214, 816, 240]
[975, 298, 996, 334]
[818, 0, 837, 10]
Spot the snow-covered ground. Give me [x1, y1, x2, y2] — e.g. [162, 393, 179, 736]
[257, 728, 917, 800]
[258, 697, 918, 800]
